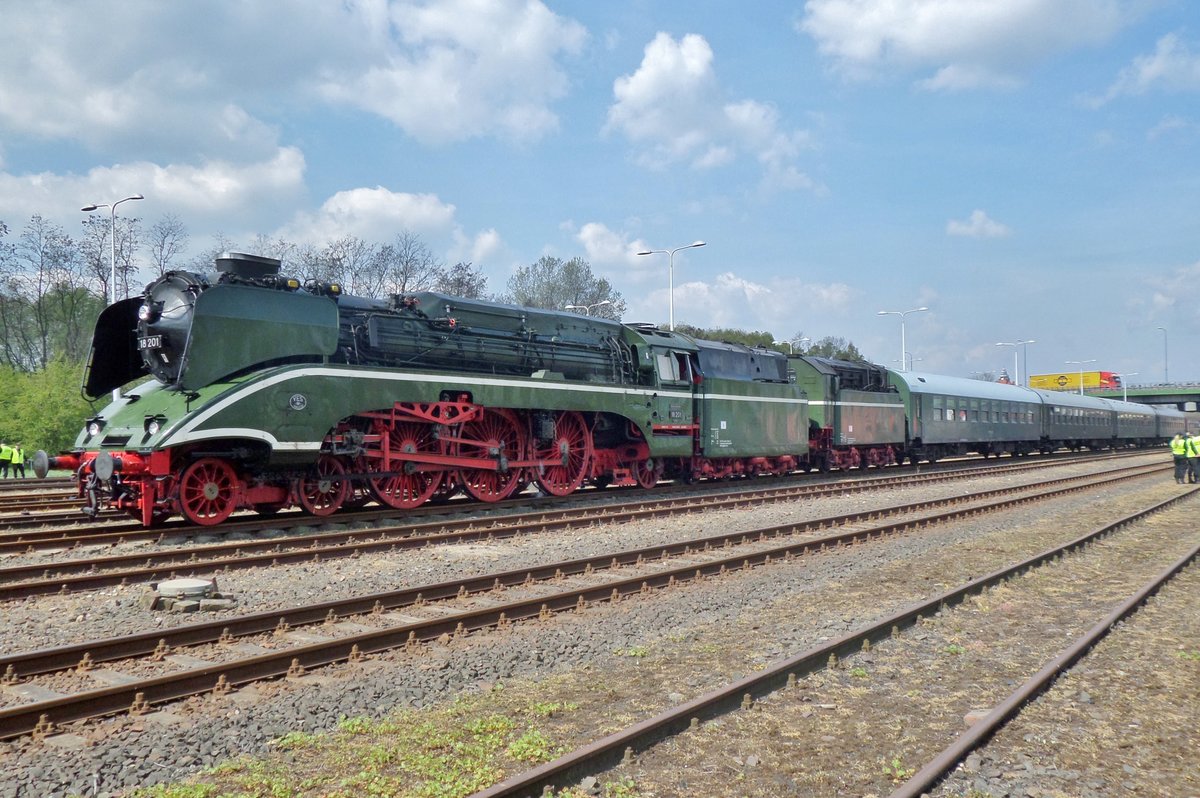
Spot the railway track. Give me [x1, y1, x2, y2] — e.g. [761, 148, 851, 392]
[0, 479, 82, 517]
[0, 460, 1173, 742]
[0, 448, 1157, 537]
[466, 488, 1199, 798]
[0, 459, 1166, 600]
[0, 448, 1156, 552]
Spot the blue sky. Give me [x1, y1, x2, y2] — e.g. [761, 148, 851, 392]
[1, 0, 1198, 382]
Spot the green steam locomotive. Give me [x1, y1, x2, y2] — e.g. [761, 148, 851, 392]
[39, 253, 809, 526]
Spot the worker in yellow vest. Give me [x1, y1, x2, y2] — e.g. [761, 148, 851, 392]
[1188, 431, 1200, 484]
[1170, 433, 1188, 483]
[0, 442, 11, 479]
[9, 443, 24, 479]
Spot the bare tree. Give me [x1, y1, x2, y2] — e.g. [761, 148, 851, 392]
[0, 215, 91, 370]
[377, 232, 444, 296]
[78, 215, 111, 302]
[319, 235, 386, 297]
[145, 214, 189, 278]
[115, 215, 142, 300]
[184, 232, 238, 272]
[435, 261, 489, 299]
[247, 234, 301, 266]
[504, 256, 626, 319]
[76, 213, 143, 302]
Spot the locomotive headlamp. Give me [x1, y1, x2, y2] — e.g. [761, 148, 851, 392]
[144, 414, 167, 436]
[137, 301, 162, 322]
[328, 283, 341, 295]
[86, 418, 105, 438]
[285, 278, 300, 290]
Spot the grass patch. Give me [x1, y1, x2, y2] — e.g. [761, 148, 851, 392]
[128, 696, 583, 798]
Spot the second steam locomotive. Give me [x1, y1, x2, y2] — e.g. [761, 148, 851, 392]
[39, 252, 1186, 527]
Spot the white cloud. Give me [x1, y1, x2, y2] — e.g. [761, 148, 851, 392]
[470, 229, 503, 265]
[450, 227, 505, 266]
[1147, 115, 1197, 141]
[946, 209, 1012, 238]
[674, 272, 854, 330]
[1141, 260, 1200, 316]
[0, 148, 306, 234]
[800, 0, 1129, 90]
[1088, 33, 1200, 107]
[917, 64, 1021, 92]
[576, 222, 649, 268]
[606, 33, 818, 190]
[276, 187, 457, 246]
[0, 0, 586, 156]
[317, 0, 587, 144]
[622, 267, 855, 334]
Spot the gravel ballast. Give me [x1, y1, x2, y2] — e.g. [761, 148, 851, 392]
[0, 456, 1190, 797]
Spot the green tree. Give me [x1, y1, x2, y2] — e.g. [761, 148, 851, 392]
[0, 358, 93, 454]
[805, 335, 865, 361]
[673, 325, 775, 348]
[504, 256, 625, 319]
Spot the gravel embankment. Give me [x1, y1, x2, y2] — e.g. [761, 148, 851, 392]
[0, 456, 1186, 797]
[604, 488, 1199, 797]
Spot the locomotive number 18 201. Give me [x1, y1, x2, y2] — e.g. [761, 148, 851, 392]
[138, 335, 163, 350]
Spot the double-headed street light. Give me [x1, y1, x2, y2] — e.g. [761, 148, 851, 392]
[564, 299, 612, 316]
[995, 339, 1036, 386]
[772, 336, 811, 355]
[82, 193, 144, 401]
[637, 241, 706, 331]
[877, 307, 928, 372]
[1065, 358, 1097, 395]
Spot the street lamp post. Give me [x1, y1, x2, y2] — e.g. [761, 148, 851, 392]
[877, 307, 928, 372]
[637, 241, 706, 331]
[1114, 373, 1138, 402]
[1065, 359, 1097, 396]
[564, 300, 612, 316]
[773, 336, 811, 355]
[996, 339, 1036, 386]
[81, 193, 144, 402]
[1156, 327, 1168, 383]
